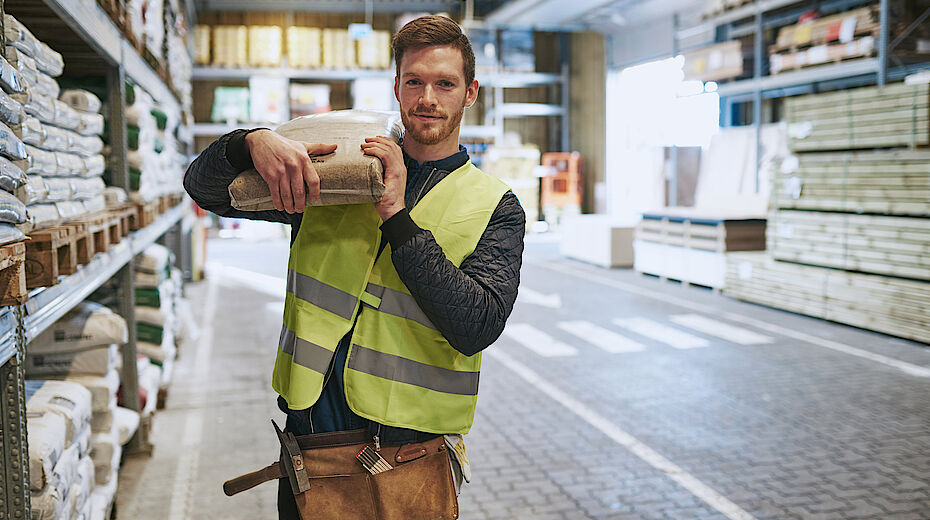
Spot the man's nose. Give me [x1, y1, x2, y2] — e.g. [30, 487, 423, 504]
[420, 85, 438, 107]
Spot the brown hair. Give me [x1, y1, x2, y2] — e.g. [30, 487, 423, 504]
[392, 15, 476, 85]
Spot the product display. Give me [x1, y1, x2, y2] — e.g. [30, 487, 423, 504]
[229, 110, 400, 210]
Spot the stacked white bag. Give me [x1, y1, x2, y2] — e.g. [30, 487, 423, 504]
[4, 15, 105, 230]
[121, 83, 185, 205]
[134, 243, 178, 395]
[25, 302, 139, 518]
[25, 380, 93, 520]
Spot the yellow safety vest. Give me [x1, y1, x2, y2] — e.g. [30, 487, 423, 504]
[272, 162, 510, 434]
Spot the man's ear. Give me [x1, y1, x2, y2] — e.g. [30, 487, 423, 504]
[465, 79, 479, 108]
[394, 76, 400, 102]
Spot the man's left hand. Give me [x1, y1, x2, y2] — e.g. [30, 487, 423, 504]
[362, 136, 406, 221]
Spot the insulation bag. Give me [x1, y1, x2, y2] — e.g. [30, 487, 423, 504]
[11, 115, 44, 146]
[0, 155, 27, 192]
[0, 90, 26, 125]
[59, 89, 102, 114]
[25, 380, 93, 445]
[0, 189, 28, 223]
[228, 110, 401, 210]
[27, 409, 68, 492]
[82, 194, 106, 214]
[0, 121, 27, 160]
[0, 55, 24, 94]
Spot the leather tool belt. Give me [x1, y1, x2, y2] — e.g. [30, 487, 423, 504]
[223, 426, 458, 520]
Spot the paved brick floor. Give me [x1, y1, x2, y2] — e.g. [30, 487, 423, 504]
[117, 235, 930, 519]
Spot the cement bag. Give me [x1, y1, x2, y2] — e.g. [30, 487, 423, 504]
[66, 455, 95, 519]
[136, 305, 167, 326]
[3, 15, 38, 58]
[30, 483, 66, 520]
[26, 203, 61, 229]
[78, 113, 104, 137]
[0, 55, 24, 94]
[0, 223, 24, 246]
[35, 72, 60, 100]
[65, 370, 120, 412]
[136, 243, 171, 274]
[139, 362, 162, 416]
[42, 124, 68, 151]
[51, 442, 80, 499]
[90, 395, 116, 433]
[26, 380, 93, 445]
[11, 116, 43, 147]
[90, 422, 119, 485]
[4, 46, 38, 88]
[18, 174, 47, 203]
[229, 110, 402, 210]
[27, 409, 67, 492]
[103, 187, 128, 206]
[24, 344, 118, 378]
[55, 200, 86, 221]
[0, 90, 26, 126]
[60, 90, 102, 114]
[31, 302, 128, 352]
[82, 194, 106, 214]
[114, 406, 140, 445]
[0, 121, 27, 161]
[0, 188, 27, 223]
[42, 177, 71, 202]
[91, 468, 119, 515]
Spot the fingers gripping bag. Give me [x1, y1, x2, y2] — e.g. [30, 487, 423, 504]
[228, 110, 403, 210]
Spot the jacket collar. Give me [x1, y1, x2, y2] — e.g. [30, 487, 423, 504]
[403, 145, 469, 179]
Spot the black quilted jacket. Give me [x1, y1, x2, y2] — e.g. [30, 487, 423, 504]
[184, 129, 525, 356]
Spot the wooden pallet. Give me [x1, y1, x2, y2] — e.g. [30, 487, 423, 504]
[773, 149, 930, 216]
[71, 211, 123, 262]
[25, 226, 78, 288]
[770, 6, 878, 54]
[65, 221, 95, 266]
[0, 242, 28, 306]
[132, 202, 158, 231]
[769, 34, 876, 75]
[768, 210, 930, 281]
[725, 252, 930, 344]
[787, 82, 930, 152]
[111, 204, 137, 236]
[157, 195, 170, 215]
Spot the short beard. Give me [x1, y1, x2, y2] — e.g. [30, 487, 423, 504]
[402, 98, 466, 146]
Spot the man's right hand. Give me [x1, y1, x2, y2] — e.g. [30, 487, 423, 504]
[245, 129, 337, 213]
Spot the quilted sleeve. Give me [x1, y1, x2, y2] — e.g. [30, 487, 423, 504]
[183, 129, 291, 223]
[388, 191, 525, 356]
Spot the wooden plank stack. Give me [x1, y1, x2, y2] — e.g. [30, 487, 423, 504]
[724, 79, 930, 344]
[774, 150, 930, 216]
[769, 7, 880, 75]
[682, 41, 744, 82]
[786, 82, 929, 151]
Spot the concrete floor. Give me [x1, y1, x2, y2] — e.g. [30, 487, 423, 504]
[116, 231, 930, 519]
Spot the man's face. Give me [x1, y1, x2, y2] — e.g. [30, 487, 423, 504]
[395, 45, 478, 146]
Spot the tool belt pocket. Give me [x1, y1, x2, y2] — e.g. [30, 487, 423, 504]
[224, 428, 458, 520]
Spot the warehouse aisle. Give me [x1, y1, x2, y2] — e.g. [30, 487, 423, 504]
[117, 233, 930, 520]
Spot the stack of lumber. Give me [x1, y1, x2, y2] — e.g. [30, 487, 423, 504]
[634, 208, 767, 289]
[768, 210, 930, 281]
[725, 80, 930, 344]
[773, 150, 930, 216]
[786, 82, 929, 151]
[726, 252, 930, 344]
[682, 40, 744, 82]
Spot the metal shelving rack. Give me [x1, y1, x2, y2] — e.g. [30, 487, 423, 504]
[0, 1, 190, 518]
[674, 0, 930, 192]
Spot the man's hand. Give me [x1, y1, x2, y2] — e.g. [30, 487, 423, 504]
[361, 136, 406, 221]
[245, 129, 337, 213]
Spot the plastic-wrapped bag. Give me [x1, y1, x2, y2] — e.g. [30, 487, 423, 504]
[0, 56, 24, 95]
[4, 47, 38, 89]
[103, 187, 128, 207]
[12, 89, 55, 124]
[0, 222, 25, 245]
[229, 110, 400, 210]
[78, 113, 104, 136]
[4, 15, 39, 56]
[55, 200, 85, 221]
[0, 121, 27, 161]
[82, 194, 106, 214]
[0, 189, 28, 223]
[53, 99, 80, 130]
[0, 90, 26, 126]
[26, 203, 60, 229]
[59, 90, 101, 114]
[72, 134, 103, 157]
[43, 177, 71, 202]
[16, 175, 47, 204]
[15, 144, 56, 174]
[35, 72, 60, 99]
[72, 177, 104, 200]
[55, 152, 83, 176]
[10, 116, 43, 146]
[33, 41, 64, 78]
[0, 155, 26, 193]
[82, 155, 105, 177]
[45, 125, 73, 152]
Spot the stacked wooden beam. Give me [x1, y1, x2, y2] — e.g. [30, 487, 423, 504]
[725, 80, 930, 344]
[773, 150, 930, 216]
[786, 82, 930, 151]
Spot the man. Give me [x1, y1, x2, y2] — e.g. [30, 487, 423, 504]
[184, 14, 525, 518]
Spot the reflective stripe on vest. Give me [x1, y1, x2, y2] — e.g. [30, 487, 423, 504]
[347, 344, 478, 395]
[278, 324, 332, 374]
[362, 283, 437, 331]
[287, 268, 358, 320]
